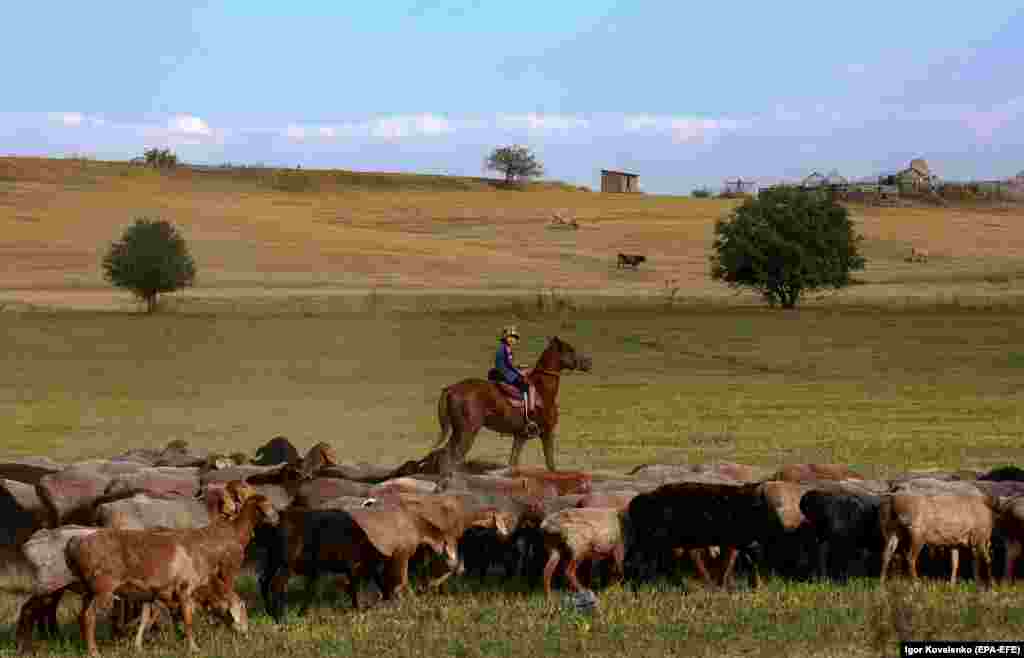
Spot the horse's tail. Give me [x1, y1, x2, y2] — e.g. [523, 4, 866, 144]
[431, 387, 452, 451]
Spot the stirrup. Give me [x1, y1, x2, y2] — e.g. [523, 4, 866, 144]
[524, 419, 540, 438]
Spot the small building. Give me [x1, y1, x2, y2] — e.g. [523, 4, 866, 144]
[896, 157, 937, 192]
[600, 169, 640, 193]
[802, 172, 827, 188]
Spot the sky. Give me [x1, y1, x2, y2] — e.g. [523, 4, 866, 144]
[2, 1, 1023, 194]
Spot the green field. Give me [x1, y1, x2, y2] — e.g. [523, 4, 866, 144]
[4, 306, 1024, 657]
[3, 158, 1024, 656]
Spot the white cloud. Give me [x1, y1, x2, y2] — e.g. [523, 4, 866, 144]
[623, 114, 749, 144]
[168, 115, 213, 137]
[496, 113, 590, 136]
[51, 112, 84, 127]
[284, 114, 454, 141]
[846, 63, 867, 75]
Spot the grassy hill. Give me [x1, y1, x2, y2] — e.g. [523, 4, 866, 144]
[2, 155, 1024, 313]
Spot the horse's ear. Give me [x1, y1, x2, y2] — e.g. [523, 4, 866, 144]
[551, 336, 562, 346]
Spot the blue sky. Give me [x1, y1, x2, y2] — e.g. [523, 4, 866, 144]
[3, 1, 1022, 194]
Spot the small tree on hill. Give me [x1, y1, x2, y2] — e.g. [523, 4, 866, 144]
[143, 147, 178, 169]
[102, 218, 196, 313]
[709, 187, 865, 309]
[692, 187, 712, 198]
[485, 145, 544, 185]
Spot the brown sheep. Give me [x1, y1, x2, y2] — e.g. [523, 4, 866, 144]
[773, 463, 864, 483]
[66, 495, 279, 655]
[879, 493, 995, 586]
[540, 507, 630, 597]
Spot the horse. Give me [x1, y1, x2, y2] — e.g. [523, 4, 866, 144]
[431, 336, 592, 474]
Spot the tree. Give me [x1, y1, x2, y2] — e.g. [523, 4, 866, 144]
[143, 147, 178, 169]
[102, 218, 196, 313]
[692, 187, 712, 198]
[485, 145, 544, 185]
[709, 187, 865, 309]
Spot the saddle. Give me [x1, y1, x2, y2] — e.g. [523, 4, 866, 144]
[487, 368, 540, 413]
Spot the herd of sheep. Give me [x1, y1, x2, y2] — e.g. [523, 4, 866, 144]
[4, 436, 1024, 655]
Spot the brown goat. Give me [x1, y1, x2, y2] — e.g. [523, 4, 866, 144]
[879, 493, 995, 586]
[66, 495, 279, 656]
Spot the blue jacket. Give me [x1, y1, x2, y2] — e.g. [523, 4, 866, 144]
[495, 342, 521, 384]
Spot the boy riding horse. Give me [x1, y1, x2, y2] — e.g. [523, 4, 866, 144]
[492, 326, 540, 438]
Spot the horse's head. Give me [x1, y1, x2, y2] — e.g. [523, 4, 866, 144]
[547, 336, 593, 373]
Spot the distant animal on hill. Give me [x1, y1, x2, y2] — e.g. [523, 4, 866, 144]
[906, 247, 929, 263]
[617, 253, 646, 269]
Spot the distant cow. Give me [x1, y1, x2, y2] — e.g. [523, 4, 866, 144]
[617, 253, 646, 269]
[906, 247, 929, 263]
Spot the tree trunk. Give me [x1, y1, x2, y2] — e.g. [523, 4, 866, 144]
[145, 293, 157, 313]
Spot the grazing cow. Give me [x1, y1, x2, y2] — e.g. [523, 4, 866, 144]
[906, 246, 929, 263]
[799, 484, 883, 581]
[625, 482, 786, 588]
[540, 507, 631, 597]
[879, 493, 996, 586]
[617, 253, 646, 269]
[252, 436, 301, 467]
[66, 495, 279, 655]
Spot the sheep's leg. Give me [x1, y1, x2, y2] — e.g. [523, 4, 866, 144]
[269, 571, 290, 621]
[949, 547, 960, 585]
[1005, 539, 1022, 583]
[611, 545, 626, 585]
[79, 592, 106, 658]
[720, 547, 740, 588]
[178, 592, 199, 653]
[564, 557, 584, 593]
[978, 541, 994, 589]
[543, 548, 561, 598]
[299, 568, 320, 617]
[907, 537, 924, 582]
[880, 534, 899, 584]
[133, 602, 153, 650]
[686, 548, 714, 585]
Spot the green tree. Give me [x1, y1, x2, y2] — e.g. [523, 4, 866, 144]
[102, 218, 196, 313]
[692, 187, 712, 198]
[485, 145, 544, 185]
[709, 187, 866, 308]
[143, 147, 178, 169]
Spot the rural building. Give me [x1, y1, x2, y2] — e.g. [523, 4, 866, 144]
[801, 172, 826, 188]
[896, 158, 937, 192]
[601, 169, 640, 193]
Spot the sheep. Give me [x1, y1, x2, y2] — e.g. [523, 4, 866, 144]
[540, 507, 631, 597]
[879, 493, 996, 586]
[65, 494, 279, 656]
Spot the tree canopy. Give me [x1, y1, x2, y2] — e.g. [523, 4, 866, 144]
[102, 218, 196, 313]
[709, 187, 866, 308]
[485, 145, 544, 185]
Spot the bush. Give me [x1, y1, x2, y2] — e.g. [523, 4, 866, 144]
[692, 187, 712, 198]
[709, 187, 866, 308]
[102, 218, 196, 313]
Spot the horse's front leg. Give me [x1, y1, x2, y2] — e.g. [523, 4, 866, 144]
[510, 435, 527, 467]
[540, 431, 556, 471]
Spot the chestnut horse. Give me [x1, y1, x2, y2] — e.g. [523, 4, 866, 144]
[432, 336, 592, 474]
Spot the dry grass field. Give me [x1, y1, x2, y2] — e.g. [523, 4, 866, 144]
[2, 156, 1024, 656]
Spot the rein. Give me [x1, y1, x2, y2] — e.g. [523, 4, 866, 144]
[531, 368, 561, 378]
